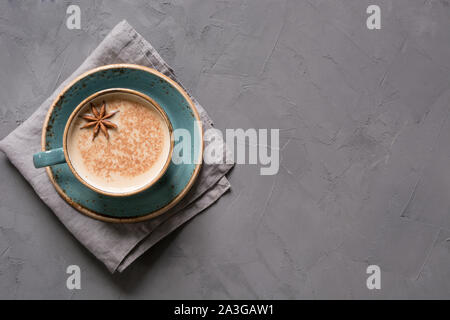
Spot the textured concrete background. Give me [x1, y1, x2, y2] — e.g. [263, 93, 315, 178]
[1, 0, 450, 299]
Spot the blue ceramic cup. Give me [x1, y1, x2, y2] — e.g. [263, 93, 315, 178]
[33, 88, 174, 197]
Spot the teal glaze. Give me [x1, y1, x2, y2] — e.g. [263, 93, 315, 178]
[33, 148, 65, 168]
[42, 65, 202, 219]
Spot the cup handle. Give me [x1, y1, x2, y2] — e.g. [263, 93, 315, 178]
[33, 148, 66, 168]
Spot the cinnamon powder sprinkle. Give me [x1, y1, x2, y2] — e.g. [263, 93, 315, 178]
[76, 99, 165, 180]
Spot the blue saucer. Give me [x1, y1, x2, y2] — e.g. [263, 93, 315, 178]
[42, 64, 203, 223]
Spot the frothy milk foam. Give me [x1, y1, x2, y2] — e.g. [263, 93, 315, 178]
[66, 92, 171, 194]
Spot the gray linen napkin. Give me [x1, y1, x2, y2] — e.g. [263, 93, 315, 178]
[0, 20, 233, 273]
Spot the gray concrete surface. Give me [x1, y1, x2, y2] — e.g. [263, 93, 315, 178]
[1, 0, 450, 299]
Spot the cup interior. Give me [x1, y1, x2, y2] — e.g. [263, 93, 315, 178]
[63, 88, 173, 197]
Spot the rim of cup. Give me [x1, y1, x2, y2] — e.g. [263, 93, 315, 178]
[62, 88, 174, 197]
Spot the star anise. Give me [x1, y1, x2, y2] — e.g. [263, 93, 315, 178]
[80, 101, 118, 140]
